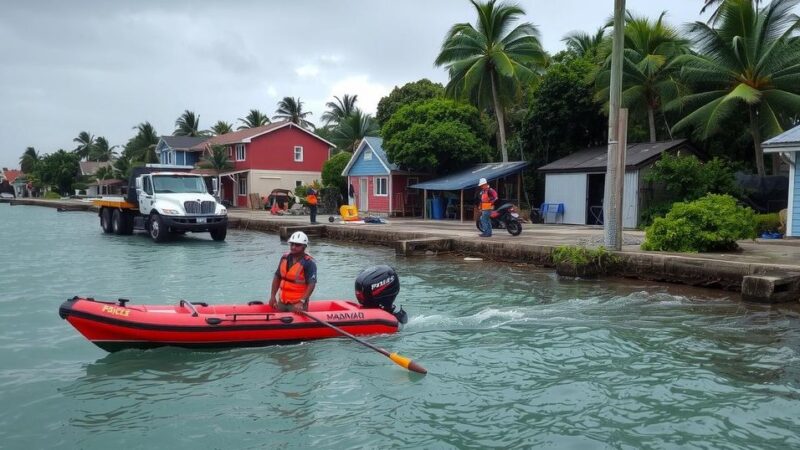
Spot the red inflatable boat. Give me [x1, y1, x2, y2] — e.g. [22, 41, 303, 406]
[59, 296, 401, 352]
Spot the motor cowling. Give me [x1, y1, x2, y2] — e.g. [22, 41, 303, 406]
[355, 265, 400, 313]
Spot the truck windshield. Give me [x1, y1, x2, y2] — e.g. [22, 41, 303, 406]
[152, 175, 208, 194]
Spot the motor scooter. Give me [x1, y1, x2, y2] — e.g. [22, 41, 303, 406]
[475, 203, 522, 236]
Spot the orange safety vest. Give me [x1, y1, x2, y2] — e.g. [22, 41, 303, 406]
[306, 193, 318, 206]
[279, 253, 311, 303]
[480, 188, 497, 211]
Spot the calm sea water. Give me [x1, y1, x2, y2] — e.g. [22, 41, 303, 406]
[1, 203, 799, 449]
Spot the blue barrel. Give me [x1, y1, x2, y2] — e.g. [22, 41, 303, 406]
[431, 195, 444, 220]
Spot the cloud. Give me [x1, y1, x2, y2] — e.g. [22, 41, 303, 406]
[295, 64, 320, 78]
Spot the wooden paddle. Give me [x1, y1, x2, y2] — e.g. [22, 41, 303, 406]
[297, 310, 427, 374]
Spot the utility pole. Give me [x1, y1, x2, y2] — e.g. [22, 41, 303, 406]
[604, 0, 627, 250]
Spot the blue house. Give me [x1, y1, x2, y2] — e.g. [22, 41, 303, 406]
[340, 137, 428, 216]
[763, 126, 800, 238]
[156, 136, 210, 167]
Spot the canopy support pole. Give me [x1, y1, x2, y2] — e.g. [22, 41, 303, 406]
[460, 189, 464, 222]
[423, 189, 427, 220]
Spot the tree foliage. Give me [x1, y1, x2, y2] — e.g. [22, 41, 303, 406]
[34, 150, 81, 194]
[435, 0, 546, 162]
[382, 98, 491, 174]
[321, 151, 351, 197]
[237, 109, 270, 129]
[376, 79, 444, 126]
[331, 109, 379, 152]
[19, 147, 39, 173]
[210, 121, 234, 135]
[273, 97, 314, 129]
[122, 122, 159, 165]
[174, 110, 204, 137]
[669, 0, 800, 176]
[521, 55, 607, 169]
[321, 94, 358, 125]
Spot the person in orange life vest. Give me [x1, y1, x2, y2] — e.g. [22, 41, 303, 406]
[306, 187, 319, 224]
[269, 231, 317, 312]
[477, 177, 497, 237]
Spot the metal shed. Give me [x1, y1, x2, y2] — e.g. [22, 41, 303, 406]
[537, 140, 695, 228]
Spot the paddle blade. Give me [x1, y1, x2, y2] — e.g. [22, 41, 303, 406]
[389, 352, 428, 375]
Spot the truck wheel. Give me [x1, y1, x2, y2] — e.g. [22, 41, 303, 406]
[210, 227, 227, 241]
[112, 209, 123, 234]
[100, 208, 113, 234]
[149, 213, 169, 243]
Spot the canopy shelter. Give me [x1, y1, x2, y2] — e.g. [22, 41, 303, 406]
[409, 161, 529, 221]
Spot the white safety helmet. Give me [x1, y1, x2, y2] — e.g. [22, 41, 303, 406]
[288, 231, 309, 246]
[477, 177, 488, 187]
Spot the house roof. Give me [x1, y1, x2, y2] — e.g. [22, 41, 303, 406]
[763, 125, 800, 151]
[189, 121, 335, 150]
[537, 139, 690, 173]
[2, 169, 22, 183]
[410, 161, 529, 191]
[341, 137, 400, 176]
[89, 178, 126, 187]
[79, 161, 111, 176]
[159, 135, 210, 150]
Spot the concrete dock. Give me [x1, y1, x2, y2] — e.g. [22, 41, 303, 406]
[6, 198, 800, 302]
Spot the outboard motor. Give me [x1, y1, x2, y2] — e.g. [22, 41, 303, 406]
[355, 265, 407, 324]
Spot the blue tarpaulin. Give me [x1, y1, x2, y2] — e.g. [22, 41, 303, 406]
[409, 161, 529, 190]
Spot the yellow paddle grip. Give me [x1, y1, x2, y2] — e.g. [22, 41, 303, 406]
[389, 352, 411, 369]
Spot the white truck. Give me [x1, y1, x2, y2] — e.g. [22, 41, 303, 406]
[93, 166, 228, 242]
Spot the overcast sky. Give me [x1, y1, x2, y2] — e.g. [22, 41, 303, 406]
[1, 0, 712, 169]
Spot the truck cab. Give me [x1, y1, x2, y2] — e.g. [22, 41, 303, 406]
[135, 172, 228, 241]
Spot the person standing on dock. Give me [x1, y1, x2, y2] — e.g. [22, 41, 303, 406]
[269, 231, 317, 312]
[477, 178, 497, 238]
[306, 187, 319, 224]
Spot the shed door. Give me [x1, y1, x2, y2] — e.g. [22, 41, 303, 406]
[359, 177, 369, 212]
[544, 173, 586, 224]
[623, 170, 639, 228]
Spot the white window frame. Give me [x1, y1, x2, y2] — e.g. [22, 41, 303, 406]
[237, 176, 247, 195]
[235, 144, 246, 161]
[374, 177, 388, 196]
[294, 146, 304, 162]
[364, 150, 373, 161]
[228, 145, 233, 158]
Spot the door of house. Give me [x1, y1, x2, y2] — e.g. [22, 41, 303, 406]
[359, 177, 369, 212]
[586, 173, 605, 225]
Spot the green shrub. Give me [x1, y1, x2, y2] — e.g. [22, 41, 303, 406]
[44, 191, 62, 199]
[754, 213, 781, 234]
[551, 245, 619, 272]
[641, 194, 757, 252]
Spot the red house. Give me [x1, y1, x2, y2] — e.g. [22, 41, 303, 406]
[341, 137, 429, 216]
[191, 121, 334, 207]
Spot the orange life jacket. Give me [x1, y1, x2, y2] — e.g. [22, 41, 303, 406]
[306, 193, 318, 206]
[279, 253, 311, 303]
[480, 188, 497, 211]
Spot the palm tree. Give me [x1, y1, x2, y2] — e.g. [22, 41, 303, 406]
[435, 0, 546, 162]
[562, 27, 607, 59]
[198, 144, 234, 197]
[332, 109, 379, 152]
[93, 165, 115, 195]
[89, 136, 119, 161]
[595, 11, 689, 142]
[321, 94, 358, 125]
[701, 0, 763, 23]
[237, 109, 271, 129]
[19, 147, 39, 173]
[210, 120, 234, 135]
[174, 110, 204, 136]
[73, 131, 96, 160]
[671, 0, 800, 176]
[273, 97, 314, 129]
[125, 122, 159, 164]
